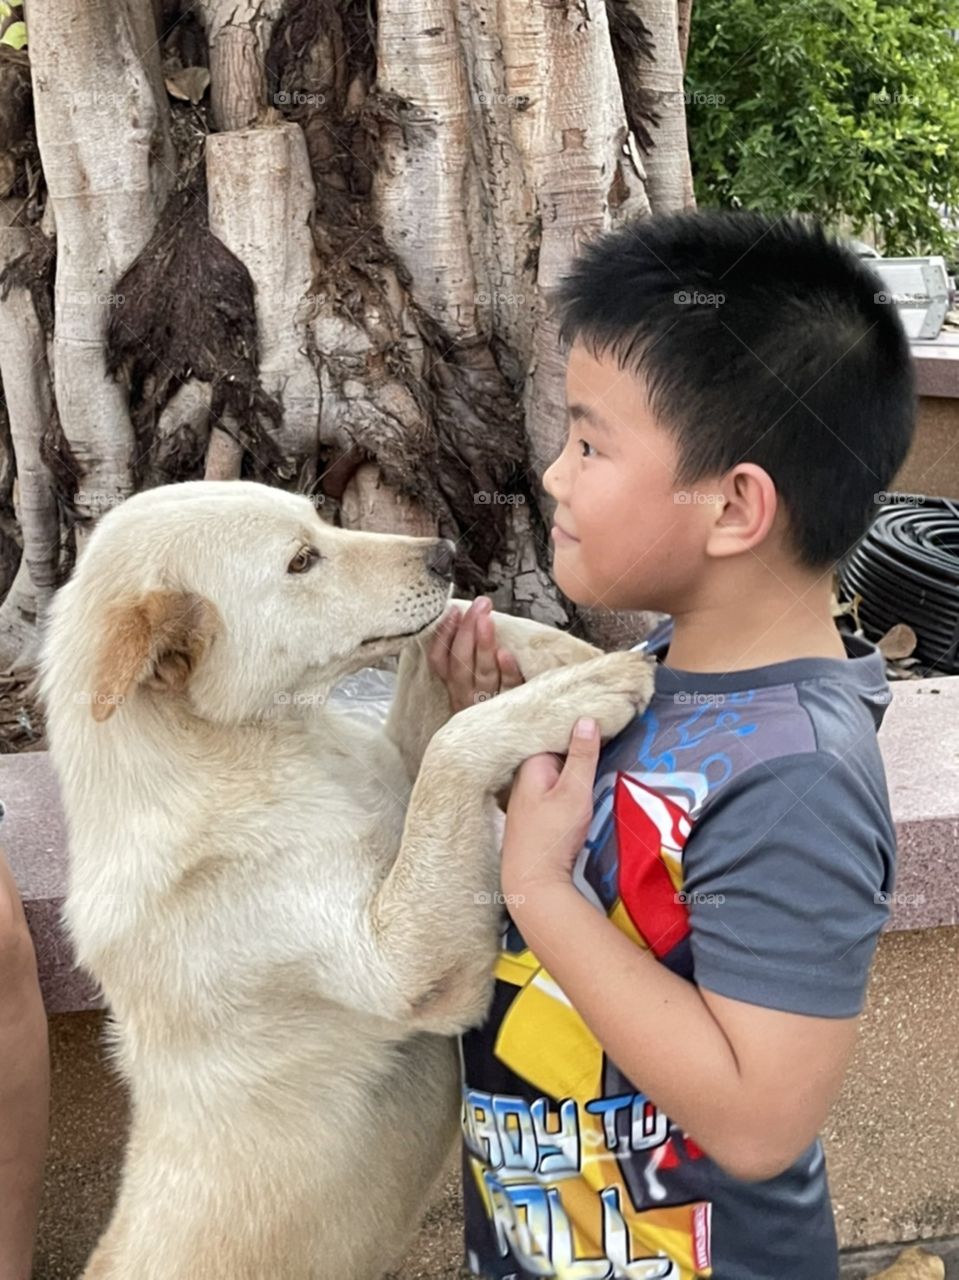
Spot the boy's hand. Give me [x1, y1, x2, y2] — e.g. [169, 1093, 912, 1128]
[500, 716, 599, 905]
[426, 596, 525, 715]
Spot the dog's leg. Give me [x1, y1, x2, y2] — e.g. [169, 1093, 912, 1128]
[371, 648, 655, 1033]
[80, 1212, 128, 1280]
[383, 599, 603, 783]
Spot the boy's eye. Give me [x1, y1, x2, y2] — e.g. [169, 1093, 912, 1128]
[578, 438, 597, 458]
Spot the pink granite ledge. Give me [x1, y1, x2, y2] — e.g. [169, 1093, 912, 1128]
[911, 333, 959, 398]
[878, 676, 959, 931]
[0, 676, 956, 1012]
[0, 751, 102, 1013]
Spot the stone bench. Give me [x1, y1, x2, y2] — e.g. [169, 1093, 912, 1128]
[4, 674, 957, 1011]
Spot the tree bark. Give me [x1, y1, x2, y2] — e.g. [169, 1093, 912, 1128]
[199, 0, 287, 132]
[206, 122, 321, 480]
[0, 0, 695, 742]
[26, 0, 173, 532]
[0, 212, 58, 665]
[633, 0, 696, 212]
[677, 0, 694, 69]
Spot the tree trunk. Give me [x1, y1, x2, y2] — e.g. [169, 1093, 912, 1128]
[0, 208, 57, 665]
[0, 0, 695, 743]
[629, 0, 696, 212]
[677, 0, 694, 69]
[26, 0, 174, 533]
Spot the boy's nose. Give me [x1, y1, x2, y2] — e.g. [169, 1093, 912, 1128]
[542, 453, 562, 500]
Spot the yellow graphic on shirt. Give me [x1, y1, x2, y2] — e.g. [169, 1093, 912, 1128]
[462, 772, 712, 1278]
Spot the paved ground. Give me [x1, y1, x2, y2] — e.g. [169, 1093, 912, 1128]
[32, 1015, 958, 1279]
[389, 1164, 958, 1279]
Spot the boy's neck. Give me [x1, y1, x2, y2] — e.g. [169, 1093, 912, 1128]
[659, 574, 847, 674]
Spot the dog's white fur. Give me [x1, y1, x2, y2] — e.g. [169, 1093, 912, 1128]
[38, 480, 654, 1279]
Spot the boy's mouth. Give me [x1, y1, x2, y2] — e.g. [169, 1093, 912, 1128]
[551, 521, 580, 545]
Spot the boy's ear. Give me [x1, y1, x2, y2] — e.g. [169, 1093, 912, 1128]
[90, 589, 220, 722]
[707, 463, 778, 557]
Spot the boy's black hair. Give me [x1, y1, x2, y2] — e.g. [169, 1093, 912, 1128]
[555, 210, 917, 569]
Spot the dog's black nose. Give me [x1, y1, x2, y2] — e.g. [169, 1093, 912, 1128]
[425, 538, 456, 581]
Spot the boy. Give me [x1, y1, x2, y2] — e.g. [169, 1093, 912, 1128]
[428, 210, 914, 1279]
[0, 843, 48, 1280]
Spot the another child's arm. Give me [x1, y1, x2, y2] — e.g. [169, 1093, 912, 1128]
[501, 722, 865, 1183]
[0, 847, 49, 1280]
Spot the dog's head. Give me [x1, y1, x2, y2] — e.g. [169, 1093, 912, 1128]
[41, 480, 456, 725]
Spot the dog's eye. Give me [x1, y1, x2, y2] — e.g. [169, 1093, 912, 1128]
[287, 546, 320, 574]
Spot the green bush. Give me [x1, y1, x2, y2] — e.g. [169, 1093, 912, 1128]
[686, 0, 959, 257]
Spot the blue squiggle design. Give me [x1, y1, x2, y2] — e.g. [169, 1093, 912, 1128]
[580, 690, 761, 897]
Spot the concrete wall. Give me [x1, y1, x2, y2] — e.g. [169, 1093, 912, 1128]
[35, 923, 959, 1280]
[824, 926, 959, 1249]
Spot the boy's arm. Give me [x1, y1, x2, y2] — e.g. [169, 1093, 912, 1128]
[503, 733, 891, 1183]
[512, 886, 858, 1181]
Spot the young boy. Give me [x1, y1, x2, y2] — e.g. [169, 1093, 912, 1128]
[428, 210, 914, 1279]
[0, 844, 48, 1280]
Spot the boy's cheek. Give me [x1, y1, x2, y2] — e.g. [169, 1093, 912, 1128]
[550, 545, 595, 606]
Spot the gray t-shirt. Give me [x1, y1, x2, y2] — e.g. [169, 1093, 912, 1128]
[461, 630, 895, 1280]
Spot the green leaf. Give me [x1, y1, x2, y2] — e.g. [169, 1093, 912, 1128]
[685, 0, 959, 256]
[0, 18, 25, 48]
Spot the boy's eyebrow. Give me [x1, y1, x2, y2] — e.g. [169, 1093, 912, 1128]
[567, 403, 613, 432]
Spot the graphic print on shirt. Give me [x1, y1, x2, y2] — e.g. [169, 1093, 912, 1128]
[463, 765, 716, 1280]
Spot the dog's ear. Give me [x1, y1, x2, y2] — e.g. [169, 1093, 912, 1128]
[91, 590, 220, 722]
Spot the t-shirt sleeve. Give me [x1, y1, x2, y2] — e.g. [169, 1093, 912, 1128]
[681, 750, 896, 1018]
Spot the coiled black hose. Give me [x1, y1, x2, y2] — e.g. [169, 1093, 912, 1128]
[838, 496, 959, 675]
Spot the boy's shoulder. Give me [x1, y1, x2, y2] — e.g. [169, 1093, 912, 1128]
[630, 619, 892, 802]
[595, 623, 896, 1018]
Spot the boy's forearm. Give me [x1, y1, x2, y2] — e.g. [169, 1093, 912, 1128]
[512, 884, 754, 1170]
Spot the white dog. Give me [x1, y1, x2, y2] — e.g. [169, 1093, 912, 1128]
[38, 479, 654, 1279]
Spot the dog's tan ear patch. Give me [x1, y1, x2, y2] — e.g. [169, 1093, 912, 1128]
[91, 590, 220, 722]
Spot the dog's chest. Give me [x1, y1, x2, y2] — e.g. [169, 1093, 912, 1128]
[298, 718, 412, 837]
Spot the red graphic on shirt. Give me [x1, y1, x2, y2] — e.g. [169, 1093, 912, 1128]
[614, 773, 693, 958]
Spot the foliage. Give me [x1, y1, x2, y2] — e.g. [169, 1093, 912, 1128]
[685, 0, 959, 257]
[0, 0, 25, 50]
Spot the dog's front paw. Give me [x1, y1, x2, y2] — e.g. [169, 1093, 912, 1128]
[520, 649, 655, 752]
[428, 648, 655, 789]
